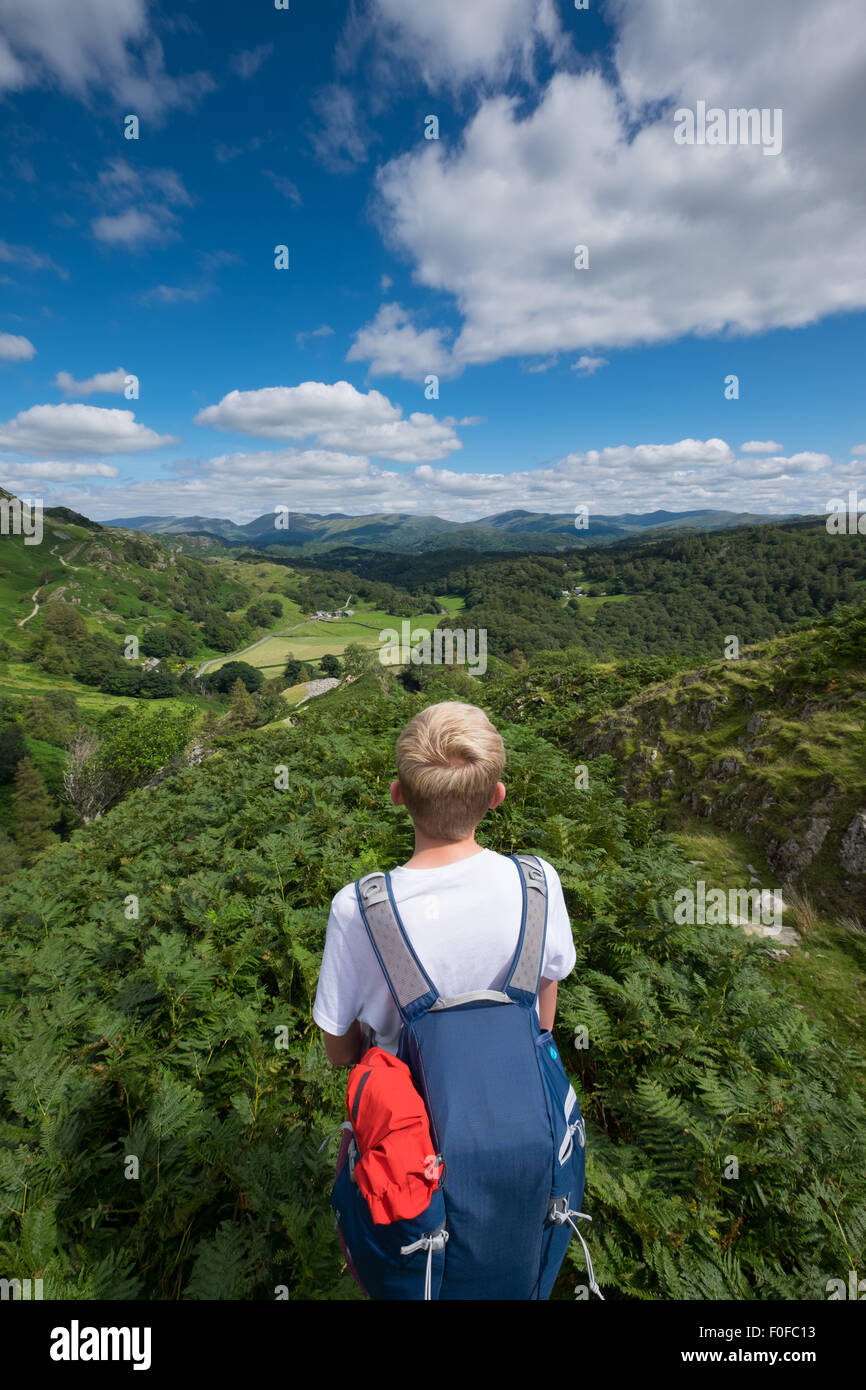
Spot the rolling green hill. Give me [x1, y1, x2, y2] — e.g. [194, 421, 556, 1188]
[105, 505, 802, 555]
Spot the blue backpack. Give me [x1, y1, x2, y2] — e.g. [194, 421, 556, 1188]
[330, 853, 603, 1301]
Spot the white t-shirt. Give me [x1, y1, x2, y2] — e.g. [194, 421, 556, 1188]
[313, 848, 576, 1056]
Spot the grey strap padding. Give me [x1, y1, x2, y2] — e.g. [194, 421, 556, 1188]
[429, 990, 514, 1011]
[508, 854, 548, 995]
[357, 873, 435, 1012]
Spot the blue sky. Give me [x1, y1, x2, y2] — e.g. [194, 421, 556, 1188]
[1, 0, 865, 523]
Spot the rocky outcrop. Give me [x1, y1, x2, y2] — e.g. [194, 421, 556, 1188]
[840, 812, 866, 875]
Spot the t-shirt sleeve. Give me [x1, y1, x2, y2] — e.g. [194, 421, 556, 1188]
[312, 892, 365, 1037]
[538, 859, 576, 982]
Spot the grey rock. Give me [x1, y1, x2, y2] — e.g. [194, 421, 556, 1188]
[840, 811, 866, 875]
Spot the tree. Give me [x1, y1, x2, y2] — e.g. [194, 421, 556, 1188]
[12, 756, 60, 860]
[21, 696, 68, 746]
[320, 653, 341, 678]
[205, 661, 263, 694]
[141, 667, 179, 699]
[283, 657, 304, 685]
[0, 722, 27, 784]
[225, 678, 257, 731]
[0, 828, 22, 875]
[341, 642, 379, 679]
[141, 627, 172, 658]
[245, 603, 271, 628]
[63, 727, 114, 824]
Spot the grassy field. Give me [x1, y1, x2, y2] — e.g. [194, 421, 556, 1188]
[575, 593, 630, 620]
[201, 597, 465, 678]
[0, 659, 221, 721]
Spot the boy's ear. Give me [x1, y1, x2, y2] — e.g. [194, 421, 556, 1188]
[390, 779, 404, 806]
[489, 781, 506, 810]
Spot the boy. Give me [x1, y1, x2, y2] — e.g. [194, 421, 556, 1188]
[314, 700, 576, 1065]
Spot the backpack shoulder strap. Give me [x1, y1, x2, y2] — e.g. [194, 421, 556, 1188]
[355, 872, 439, 1024]
[504, 854, 549, 1006]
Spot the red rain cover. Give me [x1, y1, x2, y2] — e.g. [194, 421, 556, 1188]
[345, 1046, 442, 1225]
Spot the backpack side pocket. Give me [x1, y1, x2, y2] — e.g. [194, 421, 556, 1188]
[534, 1030, 586, 1205]
[332, 1143, 448, 1301]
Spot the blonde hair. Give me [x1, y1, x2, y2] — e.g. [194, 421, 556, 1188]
[395, 701, 506, 841]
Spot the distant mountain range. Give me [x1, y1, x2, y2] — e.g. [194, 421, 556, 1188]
[105, 507, 803, 554]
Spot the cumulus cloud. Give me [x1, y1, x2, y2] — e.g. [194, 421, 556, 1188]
[39, 434, 859, 526]
[572, 356, 609, 376]
[55, 366, 129, 396]
[0, 0, 215, 119]
[741, 440, 784, 454]
[89, 157, 191, 249]
[91, 206, 177, 248]
[0, 332, 36, 362]
[356, 0, 866, 376]
[354, 0, 565, 90]
[194, 380, 463, 462]
[0, 403, 176, 455]
[347, 303, 454, 381]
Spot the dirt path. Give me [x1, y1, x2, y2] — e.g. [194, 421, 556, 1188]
[17, 544, 77, 626]
[52, 542, 83, 570]
[17, 585, 42, 627]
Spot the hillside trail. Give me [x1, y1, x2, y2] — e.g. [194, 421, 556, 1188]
[52, 543, 83, 570]
[16, 543, 79, 627]
[17, 585, 42, 627]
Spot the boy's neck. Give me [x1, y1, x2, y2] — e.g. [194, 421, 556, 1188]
[403, 832, 486, 870]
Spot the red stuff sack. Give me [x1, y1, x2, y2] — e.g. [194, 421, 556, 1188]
[346, 1047, 442, 1225]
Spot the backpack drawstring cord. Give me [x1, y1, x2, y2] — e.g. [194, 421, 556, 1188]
[400, 1228, 449, 1301]
[548, 1203, 605, 1300]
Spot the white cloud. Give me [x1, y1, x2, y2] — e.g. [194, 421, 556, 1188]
[263, 170, 302, 204]
[359, 0, 565, 89]
[0, 332, 36, 362]
[46, 433, 859, 525]
[309, 85, 373, 172]
[851, 444, 866, 456]
[363, 0, 866, 372]
[91, 207, 177, 248]
[0, 0, 215, 119]
[230, 44, 273, 80]
[347, 303, 454, 381]
[741, 440, 784, 454]
[194, 380, 463, 462]
[296, 325, 335, 348]
[141, 283, 211, 305]
[3, 460, 119, 479]
[0, 238, 67, 278]
[55, 366, 128, 396]
[89, 158, 190, 249]
[572, 355, 609, 377]
[0, 403, 176, 455]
